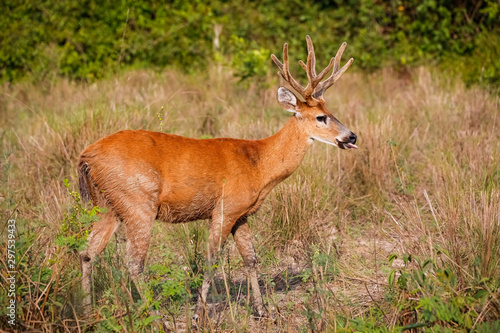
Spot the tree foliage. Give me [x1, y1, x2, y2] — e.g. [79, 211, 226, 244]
[1, 0, 499, 86]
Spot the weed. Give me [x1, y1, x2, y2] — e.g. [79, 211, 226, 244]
[55, 179, 100, 252]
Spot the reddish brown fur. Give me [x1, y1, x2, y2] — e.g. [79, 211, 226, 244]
[78, 37, 357, 320]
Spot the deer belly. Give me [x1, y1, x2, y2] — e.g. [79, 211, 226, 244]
[157, 191, 216, 223]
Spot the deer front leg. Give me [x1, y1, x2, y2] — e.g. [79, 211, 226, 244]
[231, 217, 265, 317]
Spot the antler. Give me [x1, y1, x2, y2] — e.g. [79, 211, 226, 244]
[271, 36, 354, 106]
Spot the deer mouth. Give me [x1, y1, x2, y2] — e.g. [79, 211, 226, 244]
[336, 139, 358, 150]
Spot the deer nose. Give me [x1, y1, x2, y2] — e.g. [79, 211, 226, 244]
[349, 132, 357, 144]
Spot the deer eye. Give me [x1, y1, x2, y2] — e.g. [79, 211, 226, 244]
[316, 115, 327, 124]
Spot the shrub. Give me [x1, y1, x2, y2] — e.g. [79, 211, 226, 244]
[1, 0, 499, 87]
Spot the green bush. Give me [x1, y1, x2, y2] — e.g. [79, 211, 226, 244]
[387, 252, 496, 331]
[1, 0, 499, 86]
[55, 179, 99, 252]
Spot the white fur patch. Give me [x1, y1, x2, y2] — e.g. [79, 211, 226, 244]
[310, 135, 338, 147]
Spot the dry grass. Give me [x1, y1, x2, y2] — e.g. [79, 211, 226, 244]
[1, 66, 499, 332]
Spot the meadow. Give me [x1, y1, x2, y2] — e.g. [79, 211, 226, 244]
[1, 65, 499, 332]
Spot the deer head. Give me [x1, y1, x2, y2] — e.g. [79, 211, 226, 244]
[272, 36, 358, 149]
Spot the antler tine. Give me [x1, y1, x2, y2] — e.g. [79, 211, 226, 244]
[314, 57, 335, 85]
[298, 60, 307, 71]
[299, 36, 319, 89]
[272, 37, 353, 105]
[282, 43, 289, 80]
[305, 35, 316, 77]
[272, 42, 307, 98]
[271, 54, 283, 72]
[335, 58, 354, 83]
[317, 58, 354, 95]
[299, 51, 317, 96]
[313, 42, 354, 100]
[333, 42, 346, 73]
[301, 46, 335, 87]
[296, 36, 324, 103]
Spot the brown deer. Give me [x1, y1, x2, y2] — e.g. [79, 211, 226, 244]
[78, 36, 357, 320]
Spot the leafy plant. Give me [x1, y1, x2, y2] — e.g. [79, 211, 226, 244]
[230, 35, 270, 83]
[2, 0, 499, 87]
[387, 253, 495, 331]
[55, 179, 100, 252]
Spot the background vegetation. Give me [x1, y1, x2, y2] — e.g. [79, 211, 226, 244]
[1, 0, 500, 87]
[1, 0, 500, 332]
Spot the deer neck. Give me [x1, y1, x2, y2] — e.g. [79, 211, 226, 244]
[258, 115, 312, 187]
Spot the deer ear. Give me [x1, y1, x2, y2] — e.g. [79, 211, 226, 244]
[277, 87, 299, 113]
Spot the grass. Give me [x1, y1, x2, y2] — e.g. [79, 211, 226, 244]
[0, 66, 499, 332]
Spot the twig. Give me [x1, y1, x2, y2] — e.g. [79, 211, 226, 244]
[69, 301, 82, 333]
[124, 298, 135, 333]
[117, 8, 130, 65]
[221, 263, 235, 324]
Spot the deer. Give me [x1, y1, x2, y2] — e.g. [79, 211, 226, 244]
[78, 35, 357, 321]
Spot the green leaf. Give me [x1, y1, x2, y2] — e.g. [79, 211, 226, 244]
[388, 253, 398, 266]
[422, 259, 432, 269]
[473, 289, 489, 300]
[388, 270, 396, 285]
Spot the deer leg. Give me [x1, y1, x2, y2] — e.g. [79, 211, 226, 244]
[231, 217, 265, 317]
[123, 212, 156, 299]
[122, 208, 177, 331]
[80, 211, 120, 311]
[194, 210, 236, 322]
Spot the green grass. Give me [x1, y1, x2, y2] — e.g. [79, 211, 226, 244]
[0, 66, 499, 331]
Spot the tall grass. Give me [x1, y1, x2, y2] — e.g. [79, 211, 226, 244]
[0, 66, 499, 331]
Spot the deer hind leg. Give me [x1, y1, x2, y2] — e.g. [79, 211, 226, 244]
[120, 204, 170, 331]
[122, 208, 156, 299]
[80, 211, 120, 310]
[232, 217, 265, 316]
[194, 210, 236, 322]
